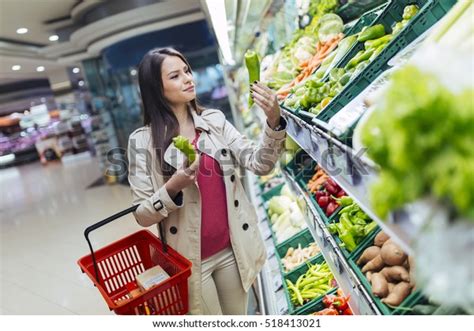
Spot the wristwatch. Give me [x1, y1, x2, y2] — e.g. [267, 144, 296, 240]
[268, 117, 287, 131]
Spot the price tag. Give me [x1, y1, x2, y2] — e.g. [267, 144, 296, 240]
[315, 223, 326, 245]
[286, 117, 298, 137]
[273, 274, 283, 291]
[332, 250, 344, 274]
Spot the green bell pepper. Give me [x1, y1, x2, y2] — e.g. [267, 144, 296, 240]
[349, 224, 365, 239]
[339, 231, 357, 252]
[328, 223, 338, 234]
[356, 210, 371, 221]
[340, 213, 353, 230]
[172, 136, 196, 164]
[244, 50, 260, 107]
[403, 4, 419, 21]
[364, 34, 393, 50]
[364, 221, 378, 236]
[345, 49, 374, 69]
[358, 24, 386, 42]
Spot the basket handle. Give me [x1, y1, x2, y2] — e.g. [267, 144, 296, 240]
[84, 205, 168, 282]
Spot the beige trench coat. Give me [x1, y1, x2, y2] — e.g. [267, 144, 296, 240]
[127, 108, 286, 314]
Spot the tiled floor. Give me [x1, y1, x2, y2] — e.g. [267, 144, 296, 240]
[0, 156, 148, 315]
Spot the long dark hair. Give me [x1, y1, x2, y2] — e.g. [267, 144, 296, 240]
[138, 47, 202, 177]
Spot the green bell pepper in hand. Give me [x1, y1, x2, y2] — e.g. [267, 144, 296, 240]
[172, 136, 196, 164]
[244, 50, 260, 107]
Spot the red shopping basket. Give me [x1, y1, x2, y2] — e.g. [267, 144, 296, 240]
[78, 205, 192, 315]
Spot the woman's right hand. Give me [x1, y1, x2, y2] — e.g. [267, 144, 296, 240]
[165, 154, 200, 198]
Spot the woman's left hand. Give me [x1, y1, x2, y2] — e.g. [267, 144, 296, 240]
[250, 81, 281, 129]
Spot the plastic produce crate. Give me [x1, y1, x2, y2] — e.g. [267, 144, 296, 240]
[282, 254, 336, 315]
[283, 149, 314, 178]
[316, 0, 456, 122]
[343, 2, 389, 36]
[261, 183, 284, 202]
[276, 228, 322, 274]
[348, 229, 420, 315]
[337, 0, 389, 23]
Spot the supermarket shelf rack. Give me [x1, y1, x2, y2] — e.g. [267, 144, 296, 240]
[280, 168, 380, 315]
[246, 172, 290, 315]
[281, 109, 425, 256]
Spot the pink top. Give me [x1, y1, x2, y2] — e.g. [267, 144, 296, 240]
[192, 131, 231, 260]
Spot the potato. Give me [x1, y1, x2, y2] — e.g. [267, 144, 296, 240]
[357, 246, 381, 266]
[381, 241, 407, 266]
[408, 256, 416, 288]
[366, 271, 373, 283]
[381, 266, 410, 282]
[387, 282, 395, 293]
[382, 282, 411, 306]
[361, 255, 385, 273]
[371, 273, 389, 298]
[374, 231, 390, 247]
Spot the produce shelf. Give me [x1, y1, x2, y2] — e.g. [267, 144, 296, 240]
[282, 108, 422, 256]
[281, 168, 380, 315]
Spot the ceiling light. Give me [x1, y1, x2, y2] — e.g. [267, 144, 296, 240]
[49, 35, 59, 41]
[72, 67, 80, 74]
[11, 65, 21, 71]
[36, 66, 45, 72]
[16, 28, 28, 34]
[204, 0, 235, 65]
[130, 69, 137, 76]
[78, 80, 85, 87]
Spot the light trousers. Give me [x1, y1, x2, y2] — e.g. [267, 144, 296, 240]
[200, 247, 249, 315]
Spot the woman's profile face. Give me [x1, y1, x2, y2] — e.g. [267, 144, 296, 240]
[161, 55, 196, 105]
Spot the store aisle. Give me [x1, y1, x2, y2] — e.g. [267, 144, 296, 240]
[0, 157, 149, 315]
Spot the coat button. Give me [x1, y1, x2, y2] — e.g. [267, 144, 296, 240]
[230, 174, 235, 182]
[234, 200, 239, 208]
[221, 149, 227, 157]
[170, 226, 178, 234]
[242, 223, 249, 231]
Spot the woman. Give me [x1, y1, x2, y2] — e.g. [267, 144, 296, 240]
[127, 47, 287, 315]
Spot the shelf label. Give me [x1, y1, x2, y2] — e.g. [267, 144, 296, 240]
[332, 250, 344, 274]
